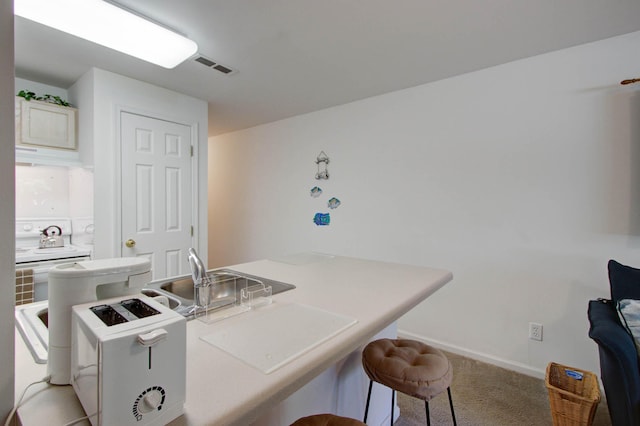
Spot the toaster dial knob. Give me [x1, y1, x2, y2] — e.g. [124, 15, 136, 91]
[133, 386, 166, 420]
[141, 390, 163, 412]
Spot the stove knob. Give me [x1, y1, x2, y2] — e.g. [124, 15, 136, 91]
[22, 224, 32, 231]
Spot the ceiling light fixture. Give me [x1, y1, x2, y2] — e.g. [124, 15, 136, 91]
[14, 0, 198, 69]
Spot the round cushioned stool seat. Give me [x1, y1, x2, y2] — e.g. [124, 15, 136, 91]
[362, 338, 453, 401]
[291, 413, 366, 426]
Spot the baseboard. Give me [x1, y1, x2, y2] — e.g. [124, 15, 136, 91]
[398, 329, 547, 380]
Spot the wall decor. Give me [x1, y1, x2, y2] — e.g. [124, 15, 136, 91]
[310, 186, 322, 198]
[313, 212, 330, 226]
[315, 150, 329, 180]
[327, 197, 341, 209]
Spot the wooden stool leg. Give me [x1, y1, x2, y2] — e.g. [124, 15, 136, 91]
[390, 389, 395, 426]
[363, 380, 373, 423]
[425, 400, 431, 426]
[447, 387, 457, 426]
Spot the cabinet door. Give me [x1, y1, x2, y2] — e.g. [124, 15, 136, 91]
[17, 98, 77, 150]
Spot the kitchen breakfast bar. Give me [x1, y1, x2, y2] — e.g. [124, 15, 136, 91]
[15, 254, 452, 425]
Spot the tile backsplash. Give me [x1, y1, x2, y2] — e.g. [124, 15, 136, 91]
[15, 269, 34, 305]
[16, 164, 93, 219]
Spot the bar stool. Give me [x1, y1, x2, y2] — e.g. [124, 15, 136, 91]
[291, 413, 366, 426]
[362, 339, 457, 426]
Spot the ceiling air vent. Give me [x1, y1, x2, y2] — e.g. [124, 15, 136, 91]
[195, 56, 216, 67]
[194, 55, 237, 76]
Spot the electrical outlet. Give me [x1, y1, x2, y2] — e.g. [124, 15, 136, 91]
[529, 322, 543, 341]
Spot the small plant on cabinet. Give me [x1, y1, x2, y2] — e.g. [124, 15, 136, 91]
[17, 90, 71, 107]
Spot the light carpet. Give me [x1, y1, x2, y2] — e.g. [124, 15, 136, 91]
[394, 352, 611, 426]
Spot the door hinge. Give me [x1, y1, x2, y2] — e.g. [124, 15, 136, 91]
[191, 226, 194, 236]
[190, 145, 194, 157]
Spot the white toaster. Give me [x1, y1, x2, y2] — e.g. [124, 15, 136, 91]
[71, 294, 187, 426]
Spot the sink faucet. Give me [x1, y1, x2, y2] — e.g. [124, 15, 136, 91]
[188, 248, 211, 309]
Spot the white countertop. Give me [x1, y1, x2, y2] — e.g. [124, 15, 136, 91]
[15, 254, 452, 426]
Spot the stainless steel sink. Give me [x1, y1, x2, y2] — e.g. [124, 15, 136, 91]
[145, 269, 296, 318]
[157, 277, 195, 299]
[161, 273, 238, 311]
[160, 274, 240, 301]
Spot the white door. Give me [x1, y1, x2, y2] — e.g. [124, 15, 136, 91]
[120, 112, 193, 280]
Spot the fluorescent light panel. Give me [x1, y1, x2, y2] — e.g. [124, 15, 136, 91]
[14, 0, 198, 69]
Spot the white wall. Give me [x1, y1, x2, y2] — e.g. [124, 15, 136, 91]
[69, 68, 209, 263]
[68, 167, 93, 218]
[0, 0, 15, 416]
[15, 165, 93, 220]
[15, 165, 70, 217]
[209, 31, 640, 377]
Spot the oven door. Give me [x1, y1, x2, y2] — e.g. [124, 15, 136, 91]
[16, 256, 90, 302]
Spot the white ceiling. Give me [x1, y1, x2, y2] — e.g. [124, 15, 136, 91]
[14, 0, 640, 136]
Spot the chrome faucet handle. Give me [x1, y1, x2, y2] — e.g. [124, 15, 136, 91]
[188, 248, 211, 309]
[188, 248, 208, 285]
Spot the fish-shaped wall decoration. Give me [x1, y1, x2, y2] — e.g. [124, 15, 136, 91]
[313, 213, 330, 226]
[327, 197, 341, 209]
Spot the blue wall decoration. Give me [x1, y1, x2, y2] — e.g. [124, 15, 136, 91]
[313, 213, 330, 226]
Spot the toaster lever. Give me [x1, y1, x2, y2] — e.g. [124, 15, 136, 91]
[137, 328, 168, 347]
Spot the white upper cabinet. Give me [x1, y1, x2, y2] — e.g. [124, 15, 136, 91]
[15, 97, 77, 150]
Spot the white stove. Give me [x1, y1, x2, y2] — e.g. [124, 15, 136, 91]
[16, 245, 91, 264]
[16, 218, 93, 301]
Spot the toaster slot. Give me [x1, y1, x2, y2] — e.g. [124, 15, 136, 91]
[120, 298, 160, 318]
[90, 304, 128, 326]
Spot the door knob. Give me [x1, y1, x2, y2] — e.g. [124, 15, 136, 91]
[125, 239, 136, 248]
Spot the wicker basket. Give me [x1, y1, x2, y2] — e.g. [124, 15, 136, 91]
[545, 362, 601, 426]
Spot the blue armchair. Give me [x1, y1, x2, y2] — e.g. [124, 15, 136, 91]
[588, 260, 640, 426]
